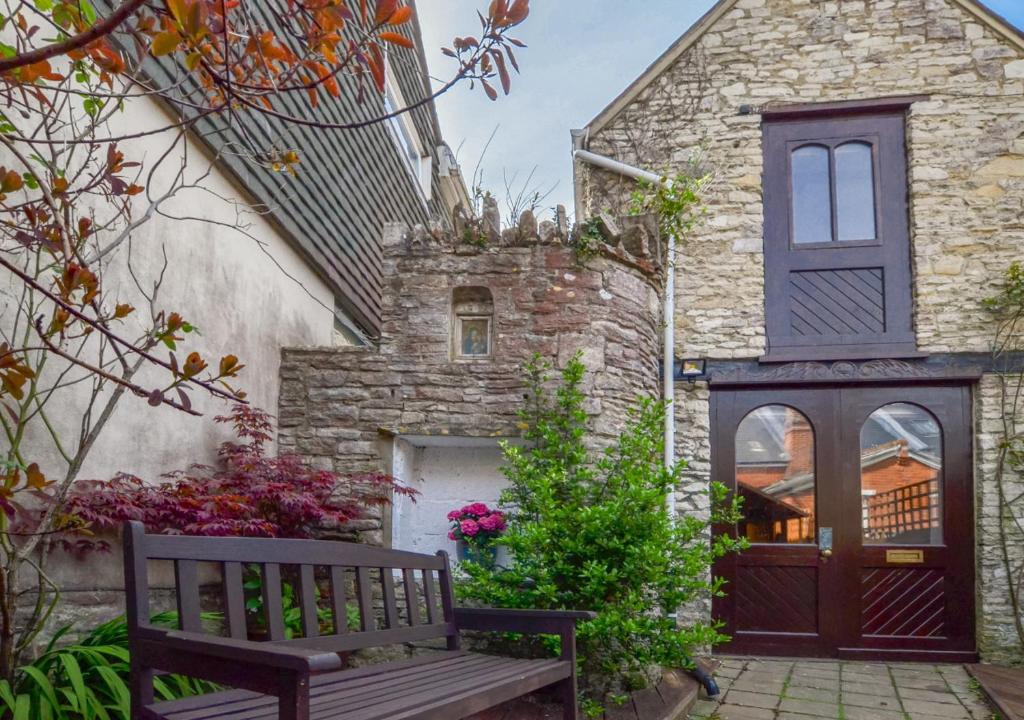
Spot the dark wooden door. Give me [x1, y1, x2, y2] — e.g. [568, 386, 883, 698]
[711, 384, 976, 661]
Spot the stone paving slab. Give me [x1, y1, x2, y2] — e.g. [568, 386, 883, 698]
[688, 658, 997, 720]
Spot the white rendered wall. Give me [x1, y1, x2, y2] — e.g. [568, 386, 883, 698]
[1, 94, 342, 487]
[391, 439, 509, 558]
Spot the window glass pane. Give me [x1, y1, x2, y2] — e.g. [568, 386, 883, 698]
[861, 403, 942, 545]
[791, 145, 833, 244]
[835, 142, 877, 241]
[736, 405, 815, 544]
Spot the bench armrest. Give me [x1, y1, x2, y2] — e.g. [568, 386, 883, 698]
[138, 627, 344, 673]
[453, 607, 595, 635]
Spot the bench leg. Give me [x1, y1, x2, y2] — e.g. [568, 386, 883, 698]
[558, 676, 579, 720]
[278, 672, 311, 720]
[130, 663, 154, 719]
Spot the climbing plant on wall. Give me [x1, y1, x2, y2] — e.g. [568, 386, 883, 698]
[983, 261, 1024, 654]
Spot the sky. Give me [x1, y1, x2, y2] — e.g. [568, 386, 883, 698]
[417, 0, 1024, 222]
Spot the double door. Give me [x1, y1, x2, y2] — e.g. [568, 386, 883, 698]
[711, 384, 975, 661]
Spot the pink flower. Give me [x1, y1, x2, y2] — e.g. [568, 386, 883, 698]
[464, 502, 490, 517]
[478, 513, 506, 532]
[459, 519, 480, 537]
[447, 530, 456, 540]
[446, 510, 461, 521]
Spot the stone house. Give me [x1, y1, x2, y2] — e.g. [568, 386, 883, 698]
[279, 0, 1024, 667]
[572, 0, 1024, 664]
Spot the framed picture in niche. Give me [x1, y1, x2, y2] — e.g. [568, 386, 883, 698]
[458, 316, 491, 357]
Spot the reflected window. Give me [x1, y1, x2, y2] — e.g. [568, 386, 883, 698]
[736, 405, 816, 544]
[789, 140, 878, 245]
[860, 403, 942, 545]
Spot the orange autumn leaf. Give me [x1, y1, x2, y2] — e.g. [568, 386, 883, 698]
[387, 5, 413, 25]
[374, 0, 399, 25]
[379, 32, 413, 49]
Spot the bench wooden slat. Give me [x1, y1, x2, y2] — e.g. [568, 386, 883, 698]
[437, 553, 459, 651]
[381, 569, 398, 629]
[402, 568, 419, 626]
[328, 566, 347, 635]
[151, 652, 470, 718]
[139, 533, 446, 569]
[271, 622, 456, 654]
[355, 567, 373, 632]
[174, 560, 201, 633]
[161, 655, 565, 720]
[167, 654, 517, 720]
[260, 563, 285, 641]
[422, 570, 439, 624]
[298, 564, 319, 639]
[222, 562, 247, 639]
[349, 659, 569, 720]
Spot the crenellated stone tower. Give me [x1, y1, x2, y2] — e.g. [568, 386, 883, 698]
[278, 206, 665, 550]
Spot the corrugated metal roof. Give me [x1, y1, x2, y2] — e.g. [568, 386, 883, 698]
[110, 1, 449, 335]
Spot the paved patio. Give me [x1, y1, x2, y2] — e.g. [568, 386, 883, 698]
[688, 658, 995, 720]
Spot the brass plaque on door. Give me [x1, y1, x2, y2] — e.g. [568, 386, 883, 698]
[886, 549, 924, 564]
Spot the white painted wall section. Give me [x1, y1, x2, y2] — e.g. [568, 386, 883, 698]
[391, 438, 510, 558]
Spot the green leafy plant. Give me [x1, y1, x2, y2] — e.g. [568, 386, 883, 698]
[242, 572, 360, 639]
[0, 613, 215, 720]
[457, 354, 747, 711]
[569, 216, 604, 264]
[629, 171, 709, 243]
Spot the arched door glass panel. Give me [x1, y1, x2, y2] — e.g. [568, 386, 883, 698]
[736, 405, 816, 544]
[860, 403, 943, 545]
[791, 145, 833, 245]
[834, 141, 877, 241]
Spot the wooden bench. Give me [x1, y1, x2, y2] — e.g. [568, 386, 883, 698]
[123, 521, 593, 720]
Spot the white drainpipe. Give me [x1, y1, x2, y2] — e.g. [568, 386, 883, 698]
[571, 149, 678, 483]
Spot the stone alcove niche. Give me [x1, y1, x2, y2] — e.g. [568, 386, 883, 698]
[451, 285, 494, 360]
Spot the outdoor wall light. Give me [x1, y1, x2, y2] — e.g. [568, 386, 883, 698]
[678, 358, 708, 384]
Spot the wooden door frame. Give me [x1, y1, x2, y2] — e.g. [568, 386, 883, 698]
[710, 382, 977, 662]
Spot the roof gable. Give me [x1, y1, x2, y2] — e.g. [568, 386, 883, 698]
[584, 0, 1024, 136]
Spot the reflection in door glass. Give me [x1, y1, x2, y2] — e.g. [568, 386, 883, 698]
[736, 406, 815, 543]
[860, 403, 943, 545]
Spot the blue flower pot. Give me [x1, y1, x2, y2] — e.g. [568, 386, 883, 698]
[456, 540, 498, 566]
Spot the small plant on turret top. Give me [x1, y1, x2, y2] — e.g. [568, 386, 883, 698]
[569, 216, 605, 264]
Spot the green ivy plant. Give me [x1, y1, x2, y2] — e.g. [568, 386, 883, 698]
[457, 354, 747, 713]
[0, 613, 215, 720]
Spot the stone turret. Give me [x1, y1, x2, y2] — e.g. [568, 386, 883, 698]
[278, 207, 664, 546]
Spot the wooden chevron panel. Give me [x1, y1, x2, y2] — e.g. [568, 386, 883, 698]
[789, 268, 885, 336]
[862, 568, 946, 638]
[735, 566, 817, 634]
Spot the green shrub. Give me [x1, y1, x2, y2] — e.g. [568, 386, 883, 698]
[0, 613, 215, 720]
[457, 354, 746, 711]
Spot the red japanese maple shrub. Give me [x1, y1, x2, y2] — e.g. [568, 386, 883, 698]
[64, 405, 413, 550]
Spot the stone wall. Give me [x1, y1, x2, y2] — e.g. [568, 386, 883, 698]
[279, 216, 664, 544]
[579, 0, 1024, 662]
[581, 0, 1024, 359]
[975, 373, 1024, 664]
